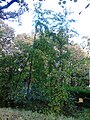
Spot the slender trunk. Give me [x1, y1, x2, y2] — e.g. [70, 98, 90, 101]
[27, 57, 33, 95]
[60, 49, 64, 86]
[8, 66, 12, 81]
[8, 67, 12, 93]
[15, 54, 30, 90]
[61, 62, 64, 86]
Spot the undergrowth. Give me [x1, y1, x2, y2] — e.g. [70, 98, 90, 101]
[0, 108, 90, 120]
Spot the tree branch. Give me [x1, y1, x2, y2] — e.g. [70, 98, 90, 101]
[85, 3, 90, 9]
[0, 0, 19, 11]
[79, 3, 90, 15]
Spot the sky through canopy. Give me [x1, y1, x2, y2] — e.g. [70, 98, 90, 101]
[5, 0, 90, 44]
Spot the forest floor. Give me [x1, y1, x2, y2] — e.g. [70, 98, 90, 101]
[0, 108, 90, 120]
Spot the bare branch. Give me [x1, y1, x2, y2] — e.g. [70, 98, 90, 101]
[0, 0, 19, 11]
[79, 3, 90, 15]
[85, 3, 90, 9]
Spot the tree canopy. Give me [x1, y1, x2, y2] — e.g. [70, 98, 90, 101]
[0, 0, 29, 20]
[0, 0, 90, 20]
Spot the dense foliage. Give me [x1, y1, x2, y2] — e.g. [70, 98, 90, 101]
[0, 24, 90, 116]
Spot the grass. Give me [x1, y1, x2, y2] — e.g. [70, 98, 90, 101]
[0, 108, 90, 120]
